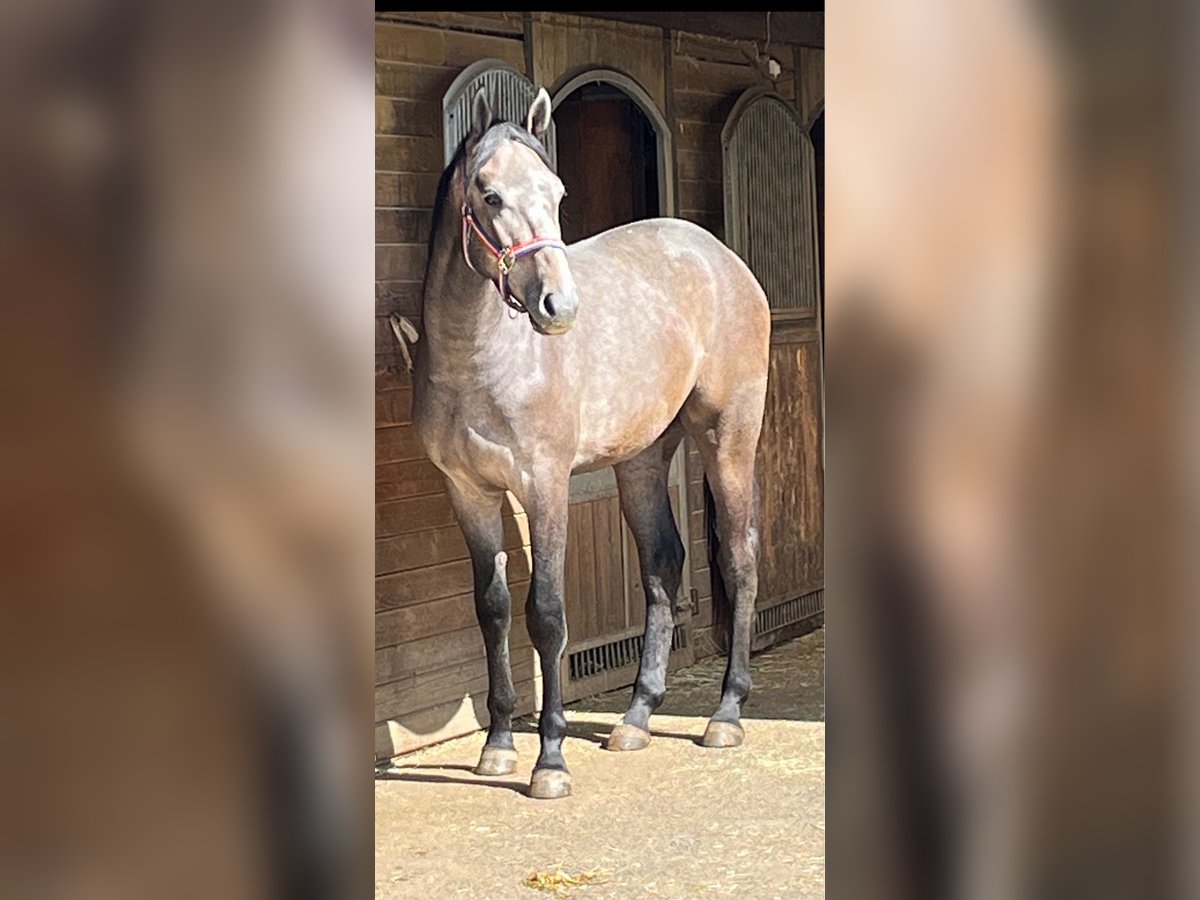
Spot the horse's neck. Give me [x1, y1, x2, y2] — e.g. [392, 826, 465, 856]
[420, 212, 535, 389]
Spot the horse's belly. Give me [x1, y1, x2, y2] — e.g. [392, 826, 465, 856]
[571, 391, 685, 471]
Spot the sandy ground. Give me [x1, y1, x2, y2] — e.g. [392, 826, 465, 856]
[376, 628, 824, 898]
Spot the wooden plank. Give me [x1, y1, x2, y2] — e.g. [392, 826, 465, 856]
[375, 423, 426, 464]
[374, 61, 459, 100]
[375, 244, 426, 282]
[592, 497, 623, 637]
[375, 649, 538, 720]
[375, 97, 439, 137]
[375, 135, 443, 173]
[755, 339, 824, 607]
[375, 675, 539, 759]
[375, 580, 531, 649]
[376, 369, 410, 392]
[375, 546, 532, 609]
[375, 22, 524, 69]
[376, 515, 529, 576]
[677, 147, 724, 182]
[375, 386, 412, 428]
[376, 209, 432, 244]
[673, 90, 740, 125]
[575, 12, 823, 49]
[377, 12, 524, 37]
[675, 119, 724, 152]
[375, 615, 534, 686]
[375, 459, 445, 503]
[376, 492, 455, 538]
[674, 32, 764, 66]
[375, 280, 423, 318]
[678, 179, 723, 214]
[376, 172, 440, 207]
[673, 58, 767, 96]
[576, 501, 597, 643]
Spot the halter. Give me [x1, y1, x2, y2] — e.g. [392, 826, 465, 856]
[460, 165, 567, 315]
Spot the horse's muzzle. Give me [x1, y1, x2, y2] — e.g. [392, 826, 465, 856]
[530, 290, 578, 335]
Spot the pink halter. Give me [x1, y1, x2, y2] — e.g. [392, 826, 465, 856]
[460, 167, 566, 315]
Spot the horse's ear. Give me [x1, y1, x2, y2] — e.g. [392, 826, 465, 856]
[526, 87, 552, 140]
[468, 89, 492, 144]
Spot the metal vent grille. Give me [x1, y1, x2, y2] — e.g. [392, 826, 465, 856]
[755, 589, 824, 636]
[723, 91, 818, 315]
[442, 60, 557, 166]
[568, 625, 688, 681]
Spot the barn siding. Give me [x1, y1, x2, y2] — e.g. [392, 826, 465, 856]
[374, 16, 537, 760]
[375, 12, 821, 759]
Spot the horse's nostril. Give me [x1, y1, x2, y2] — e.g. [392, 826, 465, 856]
[542, 293, 557, 318]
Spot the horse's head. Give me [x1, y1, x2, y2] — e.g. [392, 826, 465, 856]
[462, 89, 579, 335]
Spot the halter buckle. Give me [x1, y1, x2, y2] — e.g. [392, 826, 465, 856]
[497, 247, 517, 276]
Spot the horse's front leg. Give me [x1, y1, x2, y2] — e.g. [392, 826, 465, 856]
[522, 476, 572, 799]
[446, 480, 519, 776]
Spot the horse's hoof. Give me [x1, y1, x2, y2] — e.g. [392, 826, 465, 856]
[606, 723, 651, 752]
[528, 768, 572, 800]
[701, 721, 745, 748]
[474, 747, 517, 776]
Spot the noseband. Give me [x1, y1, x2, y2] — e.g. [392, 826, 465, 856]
[460, 167, 566, 315]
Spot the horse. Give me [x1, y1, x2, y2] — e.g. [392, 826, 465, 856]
[412, 87, 770, 799]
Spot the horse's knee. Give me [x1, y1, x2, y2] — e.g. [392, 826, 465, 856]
[646, 530, 685, 593]
[489, 683, 518, 717]
[526, 586, 566, 650]
[476, 581, 512, 629]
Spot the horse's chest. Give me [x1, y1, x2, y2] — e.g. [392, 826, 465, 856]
[417, 401, 524, 491]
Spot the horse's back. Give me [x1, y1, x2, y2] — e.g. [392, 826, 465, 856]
[567, 217, 768, 336]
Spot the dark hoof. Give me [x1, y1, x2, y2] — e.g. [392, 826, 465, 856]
[474, 747, 517, 777]
[701, 721, 745, 748]
[606, 723, 651, 752]
[528, 768, 572, 800]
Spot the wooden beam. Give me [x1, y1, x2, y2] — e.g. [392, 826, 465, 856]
[575, 11, 823, 49]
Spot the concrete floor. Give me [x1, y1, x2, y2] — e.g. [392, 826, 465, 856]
[376, 628, 824, 898]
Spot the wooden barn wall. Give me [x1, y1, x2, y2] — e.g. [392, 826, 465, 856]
[375, 12, 822, 758]
[374, 13, 536, 760]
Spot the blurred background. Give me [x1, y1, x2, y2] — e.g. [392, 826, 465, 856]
[0, 0, 1193, 898]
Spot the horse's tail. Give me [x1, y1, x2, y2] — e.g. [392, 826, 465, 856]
[705, 477, 732, 650]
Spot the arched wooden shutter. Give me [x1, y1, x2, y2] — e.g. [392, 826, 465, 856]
[722, 90, 819, 317]
[442, 59, 557, 167]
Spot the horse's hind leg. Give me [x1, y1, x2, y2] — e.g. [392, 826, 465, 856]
[686, 395, 765, 748]
[446, 479, 519, 776]
[607, 423, 686, 752]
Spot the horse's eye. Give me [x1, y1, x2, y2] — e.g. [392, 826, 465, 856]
[483, 191, 502, 208]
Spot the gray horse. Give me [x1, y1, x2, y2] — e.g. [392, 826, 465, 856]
[413, 87, 770, 799]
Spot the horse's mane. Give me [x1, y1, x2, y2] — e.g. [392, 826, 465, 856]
[425, 120, 554, 270]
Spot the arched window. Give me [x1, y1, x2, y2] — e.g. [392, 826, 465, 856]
[722, 90, 820, 318]
[442, 59, 557, 166]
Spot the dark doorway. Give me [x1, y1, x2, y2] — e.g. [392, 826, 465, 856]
[554, 83, 659, 243]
